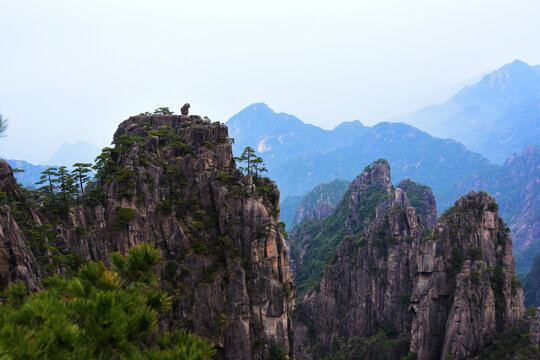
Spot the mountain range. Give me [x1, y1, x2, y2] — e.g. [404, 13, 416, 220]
[45, 140, 101, 167]
[4, 141, 101, 188]
[1, 107, 540, 359]
[392, 59, 540, 163]
[228, 103, 368, 170]
[229, 104, 496, 205]
[229, 60, 540, 276]
[441, 144, 540, 273]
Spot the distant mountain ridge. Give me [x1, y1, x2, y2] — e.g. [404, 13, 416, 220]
[227, 103, 368, 169]
[391, 59, 540, 163]
[5, 159, 50, 188]
[441, 144, 540, 273]
[45, 141, 101, 168]
[229, 103, 496, 213]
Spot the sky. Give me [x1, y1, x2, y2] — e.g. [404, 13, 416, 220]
[1, 0, 540, 163]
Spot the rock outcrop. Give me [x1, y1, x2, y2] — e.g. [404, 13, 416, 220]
[410, 192, 523, 359]
[397, 178, 437, 230]
[293, 160, 524, 360]
[289, 160, 394, 294]
[0, 160, 42, 292]
[524, 253, 540, 307]
[291, 179, 349, 228]
[63, 114, 294, 359]
[444, 144, 540, 272]
[2, 115, 294, 359]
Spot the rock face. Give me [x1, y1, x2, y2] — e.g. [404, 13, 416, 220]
[0, 160, 42, 291]
[37, 115, 293, 359]
[289, 160, 395, 295]
[294, 201, 334, 227]
[293, 160, 524, 360]
[524, 253, 540, 307]
[443, 144, 540, 272]
[410, 192, 523, 359]
[397, 178, 437, 230]
[291, 179, 349, 228]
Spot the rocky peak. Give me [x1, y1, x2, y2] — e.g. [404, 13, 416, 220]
[294, 201, 334, 226]
[504, 143, 540, 173]
[349, 159, 391, 194]
[41, 113, 294, 359]
[397, 178, 437, 229]
[293, 177, 524, 359]
[291, 179, 349, 228]
[410, 191, 523, 359]
[0, 160, 42, 292]
[0, 160, 23, 201]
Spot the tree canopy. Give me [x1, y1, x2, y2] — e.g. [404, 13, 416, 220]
[0, 243, 216, 359]
[0, 114, 7, 137]
[235, 146, 268, 178]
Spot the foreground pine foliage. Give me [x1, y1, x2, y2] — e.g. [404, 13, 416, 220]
[0, 243, 216, 359]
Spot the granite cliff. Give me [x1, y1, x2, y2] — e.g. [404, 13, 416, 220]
[293, 161, 525, 360]
[1, 114, 537, 359]
[0, 160, 42, 291]
[443, 144, 540, 273]
[0, 114, 294, 359]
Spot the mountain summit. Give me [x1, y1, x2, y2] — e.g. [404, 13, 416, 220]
[392, 59, 540, 163]
[227, 103, 367, 169]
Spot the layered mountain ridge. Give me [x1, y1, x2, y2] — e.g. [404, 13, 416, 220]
[1, 111, 539, 359]
[443, 144, 540, 273]
[230, 103, 496, 210]
[393, 59, 540, 163]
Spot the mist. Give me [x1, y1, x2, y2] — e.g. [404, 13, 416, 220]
[1, 0, 540, 163]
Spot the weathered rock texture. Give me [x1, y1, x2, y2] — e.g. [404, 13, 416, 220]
[525, 253, 540, 308]
[0, 160, 42, 291]
[410, 192, 524, 359]
[0, 115, 294, 359]
[289, 160, 396, 295]
[527, 310, 540, 356]
[397, 178, 437, 230]
[445, 144, 540, 272]
[294, 201, 334, 227]
[293, 160, 524, 360]
[291, 179, 349, 228]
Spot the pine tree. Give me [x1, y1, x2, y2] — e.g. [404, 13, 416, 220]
[0, 114, 7, 137]
[235, 146, 268, 179]
[154, 107, 174, 115]
[55, 166, 76, 207]
[35, 167, 58, 206]
[93, 147, 114, 188]
[0, 243, 216, 359]
[72, 163, 92, 202]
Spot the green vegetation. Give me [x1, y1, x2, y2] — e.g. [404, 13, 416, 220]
[476, 319, 538, 359]
[0, 114, 7, 137]
[321, 327, 410, 360]
[268, 342, 288, 360]
[0, 243, 215, 359]
[235, 146, 267, 178]
[292, 180, 390, 296]
[216, 172, 234, 182]
[524, 251, 540, 307]
[398, 179, 430, 210]
[153, 107, 174, 115]
[290, 179, 349, 229]
[113, 207, 137, 230]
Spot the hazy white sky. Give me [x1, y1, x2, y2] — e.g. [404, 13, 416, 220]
[1, 0, 540, 163]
